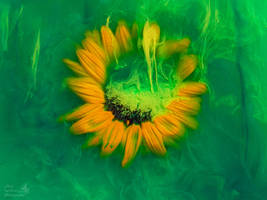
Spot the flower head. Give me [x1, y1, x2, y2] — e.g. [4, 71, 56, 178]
[61, 19, 207, 167]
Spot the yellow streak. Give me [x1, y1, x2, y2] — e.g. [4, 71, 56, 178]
[142, 21, 160, 93]
[32, 29, 40, 88]
[25, 28, 40, 102]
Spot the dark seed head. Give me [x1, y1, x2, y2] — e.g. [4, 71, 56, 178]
[104, 94, 152, 126]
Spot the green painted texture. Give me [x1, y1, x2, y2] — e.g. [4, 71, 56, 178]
[0, 0, 266, 199]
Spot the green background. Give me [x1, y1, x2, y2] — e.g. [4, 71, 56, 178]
[0, 0, 266, 199]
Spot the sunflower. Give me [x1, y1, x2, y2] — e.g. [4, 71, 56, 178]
[61, 19, 207, 167]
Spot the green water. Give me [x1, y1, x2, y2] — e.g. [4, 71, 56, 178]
[1, 0, 267, 199]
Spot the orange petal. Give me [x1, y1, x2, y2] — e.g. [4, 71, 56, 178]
[67, 78, 105, 103]
[101, 25, 120, 60]
[76, 49, 105, 83]
[141, 122, 166, 155]
[167, 97, 201, 115]
[82, 38, 107, 64]
[76, 93, 105, 104]
[115, 21, 132, 52]
[178, 82, 207, 97]
[68, 84, 104, 99]
[154, 117, 177, 136]
[101, 120, 125, 155]
[131, 23, 139, 39]
[60, 103, 103, 121]
[84, 29, 101, 45]
[70, 110, 114, 134]
[157, 38, 190, 59]
[121, 124, 142, 167]
[63, 58, 88, 76]
[177, 54, 197, 80]
[66, 76, 100, 87]
[67, 77, 103, 92]
[101, 121, 116, 154]
[171, 111, 198, 129]
[83, 129, 106, 148]
[154, 114, 185, 136]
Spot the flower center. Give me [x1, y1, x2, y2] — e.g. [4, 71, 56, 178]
[104, 92, 152, 126]
[102, 50, 177, 126]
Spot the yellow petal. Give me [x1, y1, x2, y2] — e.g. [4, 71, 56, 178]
[76, 49, 105, 83]
[101, 120, 125, 155]
[82, 37, 107, 64]
[141, 122, 166, 155]
[157, 38, 190, 59]
[63, 58, 88, 76]
[115, 21, 132, 52]
[167, 97, 201, 115]
[178, 82, 207, 97]
[60, 103, 103, 121]
[84, 29, 101, 45]
[101, 25, 120, 60]
[177, 54, 197, 80]
[121, 124, 142, 167]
